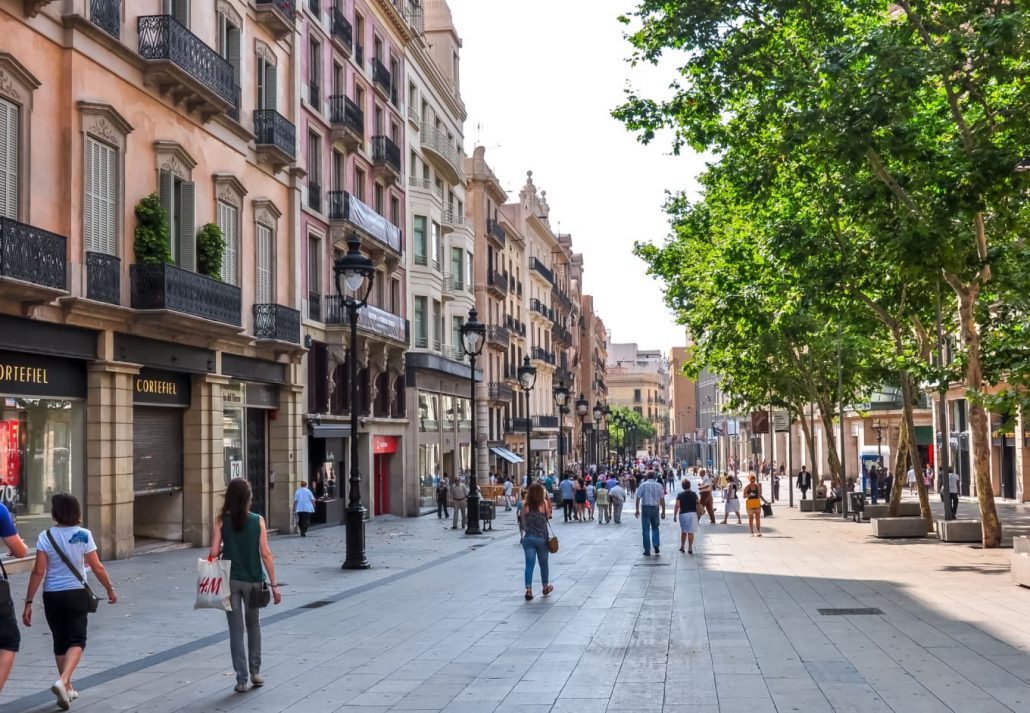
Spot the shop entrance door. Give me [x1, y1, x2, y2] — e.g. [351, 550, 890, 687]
[247, 409, 268, 518]
[132, 406, 184, 542]
[1001, 437, 1015, 499]
[374, 455, 389, 516]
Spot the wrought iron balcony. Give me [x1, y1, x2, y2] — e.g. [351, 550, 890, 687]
[131, 263, 241, 327]
[507, 417, 531, 433]
[420, 121, 463, 184]
[371, 135, 401, 181]
[442, 209, 471, 234]
[552, 322, 572, 345]
[403, 0, 424, 34]
[324, 297, 409, 344]
[552, 287, 573, 311]
[253, 109, 296, 169]
[228, 84, 241, 123]
[487, 269, 508, 295]
[488, 381, 514, 403]
[90, 0, 120, 39]
[529, 256, 554, 285]
[331, 8, 353, 51]
[486, 218, 505, 246]
[0, 217, 68, 293]
[329, 94, 364, 149]
[86, 251, 120, 305]
[371, 57, 391, 97]
[486, 324, 510, 349]
[531, 346, 556, 366]
[534, 415, 559, 429]
[253, 303, 301, 343]
[327, 191, 401, 255]
[530, 298, 554, 323]
[255, 0, 296, 39]
[137, 15, 235, 121]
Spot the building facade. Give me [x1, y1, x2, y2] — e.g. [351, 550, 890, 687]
[1, 0, 306, 559]
[607, 343, 670, 457]
[669, 346, 696, 465]
[577, 294, 608, 466]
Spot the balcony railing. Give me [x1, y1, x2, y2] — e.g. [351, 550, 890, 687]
[255, 1, 297, 38]
[329, 94, 364, 141]
[534, 415, 559, 429]
[131, 263, 241, 327]
[254, 109, 296, 160]
[486, 324, 510, 348]
[90, 0, 120, 39]
[420, 121, 464, 181]
[324, 297, 409, 343]
[371, 135, 401, 174]
[371, 57, 391, 95]
[86, 251, 120, 305]
[488, 382, 514, 402]
[529, 256, 554, 285]
[404, 0, 424, 34]
[137, 15, 235, 106]
[531, 346, 556, 366]
[253, 303, 301, 343]
[257, 0, 297, 20]
[552, 322, 572, 345]
[331, 8, 353, 49]
[0, 217, 67, 291]
[228, 84, 241, 123]
[442, 209, 471, 233]
[553, 287, 573, 311]
[327, 191, 401, 254]
[487, 269, 508, 294]
[308, 80, 321, 111]
[308, 290, 322, 321]
[530, 298, 554, 322]
[486, 218, 505, 245]
[507, 417, 531, 433]
[308, 181, 322, 212]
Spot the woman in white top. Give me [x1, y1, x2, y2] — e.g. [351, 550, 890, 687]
[23, 494, 117, 710]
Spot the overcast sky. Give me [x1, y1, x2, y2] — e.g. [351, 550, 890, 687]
[447, 0, 706, 355]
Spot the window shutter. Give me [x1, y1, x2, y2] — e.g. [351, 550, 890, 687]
[86, 138, 117, 256]
[171, 0, 190, 27]
[102, 140, 116, 255]
[264, 63, 277, 112]
[179, 181, 196, 271]
[218, 201, 238, 285]
[0, 98, 18, 220]
[256, 223, 273, 304]
[84, 138, 97, 252]
[228, 26, 241, 85]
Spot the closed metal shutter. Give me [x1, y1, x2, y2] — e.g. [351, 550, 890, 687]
[133, 406, 183, 494]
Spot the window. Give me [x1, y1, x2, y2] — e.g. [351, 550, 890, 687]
[414, 296, 427, 347]
[430, 221, 440, 269]
[354, 167, 365, 201]
[373, 182, 383, 214]
[217, 200, 239, 285]
[256, 223, 274, 303]
[450, 247, 462, 286]
[413, 215, 427, 265]
[432, 300, 442, 349]
[633, 389, 641, 403]
[0, 97, 18, 220]
[389, 58, 399, 104]
[331, 149, 344, 191]
[308, 235, 321, 296]
[84, 137, 117, 255]
[391, 278, 400, 314]
[374, 35, 383, 62]
[307, 130, 321, 209]
[375, 105, 384, 134]
[218, 11, 241, 96]
[390, 196, 399, 227]
[354, 13, 365, 63]
[159, 169, 196, 270]
[451, 316, 463, 353]
[635, 407, 643, 416]
[308, 37, 321, 110]
[465, 250, 473, 289]
[166, 0, 189, 27]
[256, 51, 277, 111]
[332, 62, 343, 97]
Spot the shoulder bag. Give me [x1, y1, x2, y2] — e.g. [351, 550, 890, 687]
[546, 518, 559, 554]
[249, 582, 272, 608]
[46, 529, 100, 614]
[0, 557, 13, 618]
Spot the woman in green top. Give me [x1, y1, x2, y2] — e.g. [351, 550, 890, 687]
[208, 479, 282, 692]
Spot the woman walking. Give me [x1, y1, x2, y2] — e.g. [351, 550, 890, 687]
[585, 480, 596, 521]
[209, 479, 282, 693]
[743, 474, 764, 537]
[673, 479, 699, 554]
[595, 482, 610, 524]
[574, 477, 587, 521]
[22, 494, 116, 709]
[520, 482, 553, 600]
[722, 473, 742, 525]
[0, 502, 27, 695]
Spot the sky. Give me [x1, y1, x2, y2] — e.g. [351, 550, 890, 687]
[446, 0, 707, 355]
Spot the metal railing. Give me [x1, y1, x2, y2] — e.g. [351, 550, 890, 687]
[324, 297, 409, 343]
[137, 15, 235, 106]
[486, 218, 505, 245]
[371, 57, 391, 94]
[529, 256, 554, 285]
[228, 84, 241, 122]
[488, 382, 513, 402]
[86, 251, 120, 304]
[308, 181, 322, 212]
[534, 415, 559, 429]
[257, 0, 297, 21]
[253, 303, 301, 343]
[531, 347, 556, 365]
[486, 324, 510, 347]
[371, 135, 401, 173]
[404, 0, 424, 34]
[487, 269, 508, 293]
[0, 216, 67, 291]
[530, 298, 554, 322]
[414, 335, 429, 349]
[329, 94, 364, 137]
[408, 175, 431, 191]
[130, 263, 241, 326]
[331, 8, 353, 48]
[420, 121, 464, 178]
[90, 0, 120, 39]
[408, 105, 420, 125]
[253, 109, 296, 159]
[507, 418, 531, 433]
[326, 190, 401, 254]
[552, 322, 572, 345]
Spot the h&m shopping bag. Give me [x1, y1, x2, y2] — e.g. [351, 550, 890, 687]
[195, 558, 232, 611]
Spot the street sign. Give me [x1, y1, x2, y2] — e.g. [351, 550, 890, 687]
[751, 411, 769, 434]
[773, 410, 790, 432]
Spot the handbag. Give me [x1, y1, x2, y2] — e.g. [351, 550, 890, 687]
[249, 582, 272, 609]
[546, 520, 559, 554]
[0, 558, 13, 618]
[46, 529, 100, 614]
[762, 502, 773, 517]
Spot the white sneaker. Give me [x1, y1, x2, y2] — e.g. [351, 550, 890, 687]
[51, 680, 71, 710]
[69, 689, 79, 701]
[250, 673, 265, 687]
[233, 682, 248, 693]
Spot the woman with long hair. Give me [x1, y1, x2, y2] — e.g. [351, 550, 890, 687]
[743, 474, 764, 537]
[520, 482, 553, 600]
[209, 479, 282, 693]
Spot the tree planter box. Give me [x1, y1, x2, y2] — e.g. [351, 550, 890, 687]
[871, 517, 928, 538]
[1013, 537, 1030, 588]
[936, 520, 984, 543]
[800, 499, 826, 512]
[862, 501, 921, 520]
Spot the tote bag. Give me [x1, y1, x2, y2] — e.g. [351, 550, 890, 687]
[195, 558, 232, 611]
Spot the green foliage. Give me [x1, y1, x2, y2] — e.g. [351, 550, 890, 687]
[133, 193, 171, 265]
[608, 405, 656, 451]
[197, 223, 225, 280]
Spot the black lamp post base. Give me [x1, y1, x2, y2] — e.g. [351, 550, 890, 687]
[465, 492, 482, 535]
[341, 505, 370, 570]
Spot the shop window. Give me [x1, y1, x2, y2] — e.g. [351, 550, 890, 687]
[374, 372, 389, 416]
[418, 391, 438, 432]
[392, 376, 405, 418]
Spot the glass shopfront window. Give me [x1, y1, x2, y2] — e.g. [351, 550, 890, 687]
[456, 398, 471, 432]
[223, 408, 244, 486]
[0, 398, 85, 545]
[441, 395, 455, 430]
[418, 442, 440, 511]
[418, 392, 439, 432]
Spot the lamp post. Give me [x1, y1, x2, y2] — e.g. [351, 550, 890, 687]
[334, 234, 375, 570]
[576, 394, 589, 476]
[459, 308, 486, 536]
[553, 378, 569, 481]
[872, 418, 885, 466]
[604, 404, 612, 469]
[592, 401, 604, 472]
[517, 356, 537, 482]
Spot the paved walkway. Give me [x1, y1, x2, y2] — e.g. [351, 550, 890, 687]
[1, 492, 1028, 712]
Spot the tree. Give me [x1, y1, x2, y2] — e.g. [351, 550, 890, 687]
[609, 406, 655, 455]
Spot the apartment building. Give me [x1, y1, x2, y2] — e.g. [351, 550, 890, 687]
[578, 294, 608, 464]
[402, 0, 476, 514]
[0, 0, 305, 558]
[301, 0, 419, 521]
[669, 346, 697, 465]
[607, 343, 670, 456]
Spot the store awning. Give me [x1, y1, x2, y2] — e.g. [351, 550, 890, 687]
[490, 446, 524, 464]
[309, 423, 352, 439]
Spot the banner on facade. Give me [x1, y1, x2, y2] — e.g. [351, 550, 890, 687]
[530, 438, 556, 451]
[726, 420, 739, 436]
[751, 411, 769, 434]
[712, 422, 724, 437]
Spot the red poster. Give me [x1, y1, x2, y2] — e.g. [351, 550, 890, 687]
[372, 436, 398, 454]
[0, 420, 21, 487]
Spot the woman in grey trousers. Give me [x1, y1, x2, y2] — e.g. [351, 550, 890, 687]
[209, 479, 282, 692]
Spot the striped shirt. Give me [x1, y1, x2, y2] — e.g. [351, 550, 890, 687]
[636, 480, 665, 507]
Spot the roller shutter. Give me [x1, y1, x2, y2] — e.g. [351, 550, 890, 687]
[133, 406, 184, 494]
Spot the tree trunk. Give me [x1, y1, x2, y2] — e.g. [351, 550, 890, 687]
[798, 408, 818, 477]
[955, 285, 1002, 547]
[888, 417, 910, 516]
[900, 370, 933, 532]
[817, 402, 843, 488]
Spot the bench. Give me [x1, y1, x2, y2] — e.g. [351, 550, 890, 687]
[871, 517, 929, 538]
[936, 519, 984, 543]
[847, 492, 866, 522]
[800, 498, 826, 512]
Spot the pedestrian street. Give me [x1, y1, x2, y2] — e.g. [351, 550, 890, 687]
[2, 492, 1029, 713]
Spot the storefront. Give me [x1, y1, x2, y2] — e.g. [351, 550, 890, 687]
[222, 381, 280, 517]
[414, 389, 472, 514]
[0, 349, 87, 546]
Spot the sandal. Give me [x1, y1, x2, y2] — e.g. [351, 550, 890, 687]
[542, 585, 553, 596]
[524, 589, 534, 601]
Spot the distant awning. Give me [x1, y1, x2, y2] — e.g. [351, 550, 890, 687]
[490, 446, 524, 464]
[309, 423, 352, 439]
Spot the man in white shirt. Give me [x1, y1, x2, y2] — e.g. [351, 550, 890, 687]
[609, 483, 627, 524]
[502, 476, 513, 511]
[635, 472, 666, 555]
[946, 470, 960, 518]
[906, 466, 917, 494]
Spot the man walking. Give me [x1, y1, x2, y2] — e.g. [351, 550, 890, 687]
[610, 481, 627, 524]
[559, 476, 576, 522]
[294, 481, 316, 536]
[635, 471, 666, 555]
[450, 476, 468, 530]
[869, 464, 880, 505]
[502, 476, 513, 511]
[697, 470, 716, 524]
[436, 476, 449, 519]
[947, 468, 960, 518]
[797, 466, 812, 500]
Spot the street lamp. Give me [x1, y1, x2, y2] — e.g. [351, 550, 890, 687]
[517, 356, 537, 482]
[576, 394, 589, 476]
[334, 234, 375, 570]
[604, 404, 612, 469]
[459, 308, 486, 536]
[592, 400, 603, 470]
[553, 378, 569, 481]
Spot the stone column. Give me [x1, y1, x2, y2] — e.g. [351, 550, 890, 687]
[182, 373, 230, 547]
[86, 361, 139, 560]
[268, 381, 303, 533]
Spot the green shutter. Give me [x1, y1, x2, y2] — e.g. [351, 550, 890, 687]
[264, 62, 277, 112]
[158, 169, 174, 262]
[0, 98, 18, 220]
[256, 223, 273, 303]
[179, 181, 195, 271]
[84, 137, 97, 252]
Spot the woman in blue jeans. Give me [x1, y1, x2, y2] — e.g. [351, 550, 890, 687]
[520, 482, 553, 600]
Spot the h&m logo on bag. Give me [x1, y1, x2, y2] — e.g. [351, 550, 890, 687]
[197, 577, 223, 595]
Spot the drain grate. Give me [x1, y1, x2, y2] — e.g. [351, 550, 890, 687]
[633, 562, 672, 567]
[300, 600, 333, 609]
[818, 608, 883, 616]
